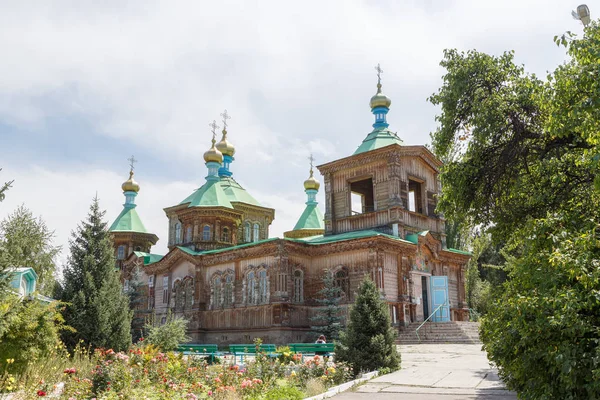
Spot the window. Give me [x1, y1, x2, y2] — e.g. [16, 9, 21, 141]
[162, 276, 169, 304]
[408, 179, 423, 214]
[334, 268, 349, 298]
[117, 245, 125, 260]
[223, 274, 233, 307]
[135, 246, 141, 252]
[253, 223, 260, 242]
[247, 271, 256, 305]
[277, 272, 287, 293]
[293, 270, 303, 303]
[244, 222, 251, 242]
[185, 226, 192, 243]
[350, 178, 374, 214]
[222, 227, 230, 243]
[373, 267, 384, 290]
[175, 222, 182, 244]
[148, 275, 154, 288]
[184, 278, 194, 310]
[258, 270, 268, 304]
[202, 225, 211, 241]
[212, 277, 222, 309]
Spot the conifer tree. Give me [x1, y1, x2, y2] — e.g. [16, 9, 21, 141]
[336, 277, 400, 376]
[59, 197, 132, 351]
[310, 270, 343, 341]
[127, 265, 147, 342]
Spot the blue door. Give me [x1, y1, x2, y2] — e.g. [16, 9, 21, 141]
[430, 276, 450, 322]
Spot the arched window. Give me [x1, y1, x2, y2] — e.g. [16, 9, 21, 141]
[258, 269, 268, 304]
[334, 268, 350, 299]
[175, 223, 182, 244]
[134, 246, 141, 252]
[244, 222, 251, 242]
[202, 225, 211, 241]
[184, 278, 194, 310]
[293, 270, 303, 303]
[223, 274, 234, 307]
[185, 226, 192, 243]
[212, 277, 222, 309]
[247, 271, 256, 305]
[222, 227, 230, 243]
[117, 245, 126, 260]
[253, 223, 260, 242]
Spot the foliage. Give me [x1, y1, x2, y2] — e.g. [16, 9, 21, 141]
[127, 266, 147, 342]
[59, 196, 132, 351]
[0, 298, 71, 375]
[0, 205, 61, 294]
[336, 277, 400, 376]
[430, 20, 600, 399]
[310, 270, 343, 341]
[0, 168, 12, 203]
[145, 313, 189, 352]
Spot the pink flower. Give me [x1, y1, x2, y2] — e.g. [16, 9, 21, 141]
[37, 390, 47, 397]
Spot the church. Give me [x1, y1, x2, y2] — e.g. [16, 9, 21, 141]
[108, 69, 471, 344]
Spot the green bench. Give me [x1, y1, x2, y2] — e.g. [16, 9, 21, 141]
[229, 344, 277, 363]
[289, 343, 335, 360]
[176, 344, 221, 362]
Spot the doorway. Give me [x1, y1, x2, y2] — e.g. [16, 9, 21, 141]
[421, 276, 429, 318]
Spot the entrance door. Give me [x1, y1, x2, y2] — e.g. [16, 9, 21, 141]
[430, 276, 450, 322]
[421, 276, 429, 318]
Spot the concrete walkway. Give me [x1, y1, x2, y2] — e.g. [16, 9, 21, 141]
[333, 344, 517, 400]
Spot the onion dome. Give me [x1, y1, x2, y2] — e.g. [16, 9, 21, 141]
[304, 169, 320, 191]
[216, 129, 236, 157]
[370, 83, 392, 109]
[204, 137, 223, 164]
[122, 170, 140, 193]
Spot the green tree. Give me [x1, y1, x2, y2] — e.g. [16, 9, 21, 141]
[59, 197, 132, 351]
[336, 278, 400, 376]
[0, 168, 12, 203]
[310, 270, 343, 341]
[429, 20, 600, 398]
[127, 266, 147, 342]
[0, 205, 61, 294]
[145, 312, 189, 352]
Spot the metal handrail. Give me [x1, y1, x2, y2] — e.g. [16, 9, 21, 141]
[415, 300, 448, 342]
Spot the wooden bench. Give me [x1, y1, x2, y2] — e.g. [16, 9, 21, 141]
[176, 344, 221, 362]
[289, 343, 335, 360]
[229, 344, 277, 363]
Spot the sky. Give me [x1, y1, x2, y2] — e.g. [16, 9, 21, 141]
[0, 0, 589, 268]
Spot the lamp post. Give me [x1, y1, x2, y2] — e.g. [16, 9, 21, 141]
[572, 4, 591, 26]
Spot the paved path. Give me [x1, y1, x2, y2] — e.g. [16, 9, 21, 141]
[333, 344, 517, 400]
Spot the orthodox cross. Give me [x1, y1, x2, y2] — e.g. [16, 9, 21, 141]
[127, 155, 137, 171]
[375, 63, 383, 84]
[209, 120, 220, 141]
[308, 154, 315, 174]
[220, 109, 231, 131]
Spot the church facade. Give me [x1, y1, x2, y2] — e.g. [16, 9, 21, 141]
[109, 72, 470, 344]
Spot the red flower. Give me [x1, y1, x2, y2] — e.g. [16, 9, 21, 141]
[37, 390, 47, 397]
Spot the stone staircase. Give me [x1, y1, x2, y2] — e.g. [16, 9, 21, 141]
[396, 321, 481, 344]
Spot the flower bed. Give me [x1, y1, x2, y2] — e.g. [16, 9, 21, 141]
[17, 342, 353, 399]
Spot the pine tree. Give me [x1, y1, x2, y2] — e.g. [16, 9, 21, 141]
[127, 265, 147, 342]
[336, 277, 400, 376]
[59, 197, 132, 351]
[310, 270, 343, 341]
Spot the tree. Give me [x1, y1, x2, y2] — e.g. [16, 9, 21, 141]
[127, 266, 147, 342]
[336, 278, 400, 376]
[310, 270, 343, 341]
[59, 197, 132, 351]
[429, 20, 600, 398]
[145, 312, 189, 352]
[0, 168, 13, 203]
[0, 205, 61, 294]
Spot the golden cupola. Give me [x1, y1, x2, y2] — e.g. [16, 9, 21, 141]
[204, 137, 224, 164]
[370, 82, 392, 109]
[304, 169, 320, 191]
[216, 128, 236, 157]
[122, 170, 140, 193]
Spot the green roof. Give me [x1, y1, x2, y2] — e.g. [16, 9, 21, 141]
[109, 206, 149, 233]
[292, 203, 324, 231]
[180, 180, 233, 209]
[353, 128, 403, 155]
[447, 248, 472, 256]
[405, 230, 430, 244]
[133, 251, 164, 265]
[219, 176, 262, 207]
[298, 230, 413, 245]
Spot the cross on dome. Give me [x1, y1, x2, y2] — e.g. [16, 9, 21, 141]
[209, 120, 220, 142]
[375, 63, 383, 85]
[128, 155, 137, 171]
[220, 109, 231, 131]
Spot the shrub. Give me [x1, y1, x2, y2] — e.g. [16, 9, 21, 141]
[145, 313, 189, 351]
[336, 277, 400, 376]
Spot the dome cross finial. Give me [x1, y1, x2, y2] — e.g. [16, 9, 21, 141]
[209, 120, 220, 144]
[127, 155, 137, 174]
[375, 63, 383, 90]
[308, 154, 315, 176]
[220, 109, 231, 132]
